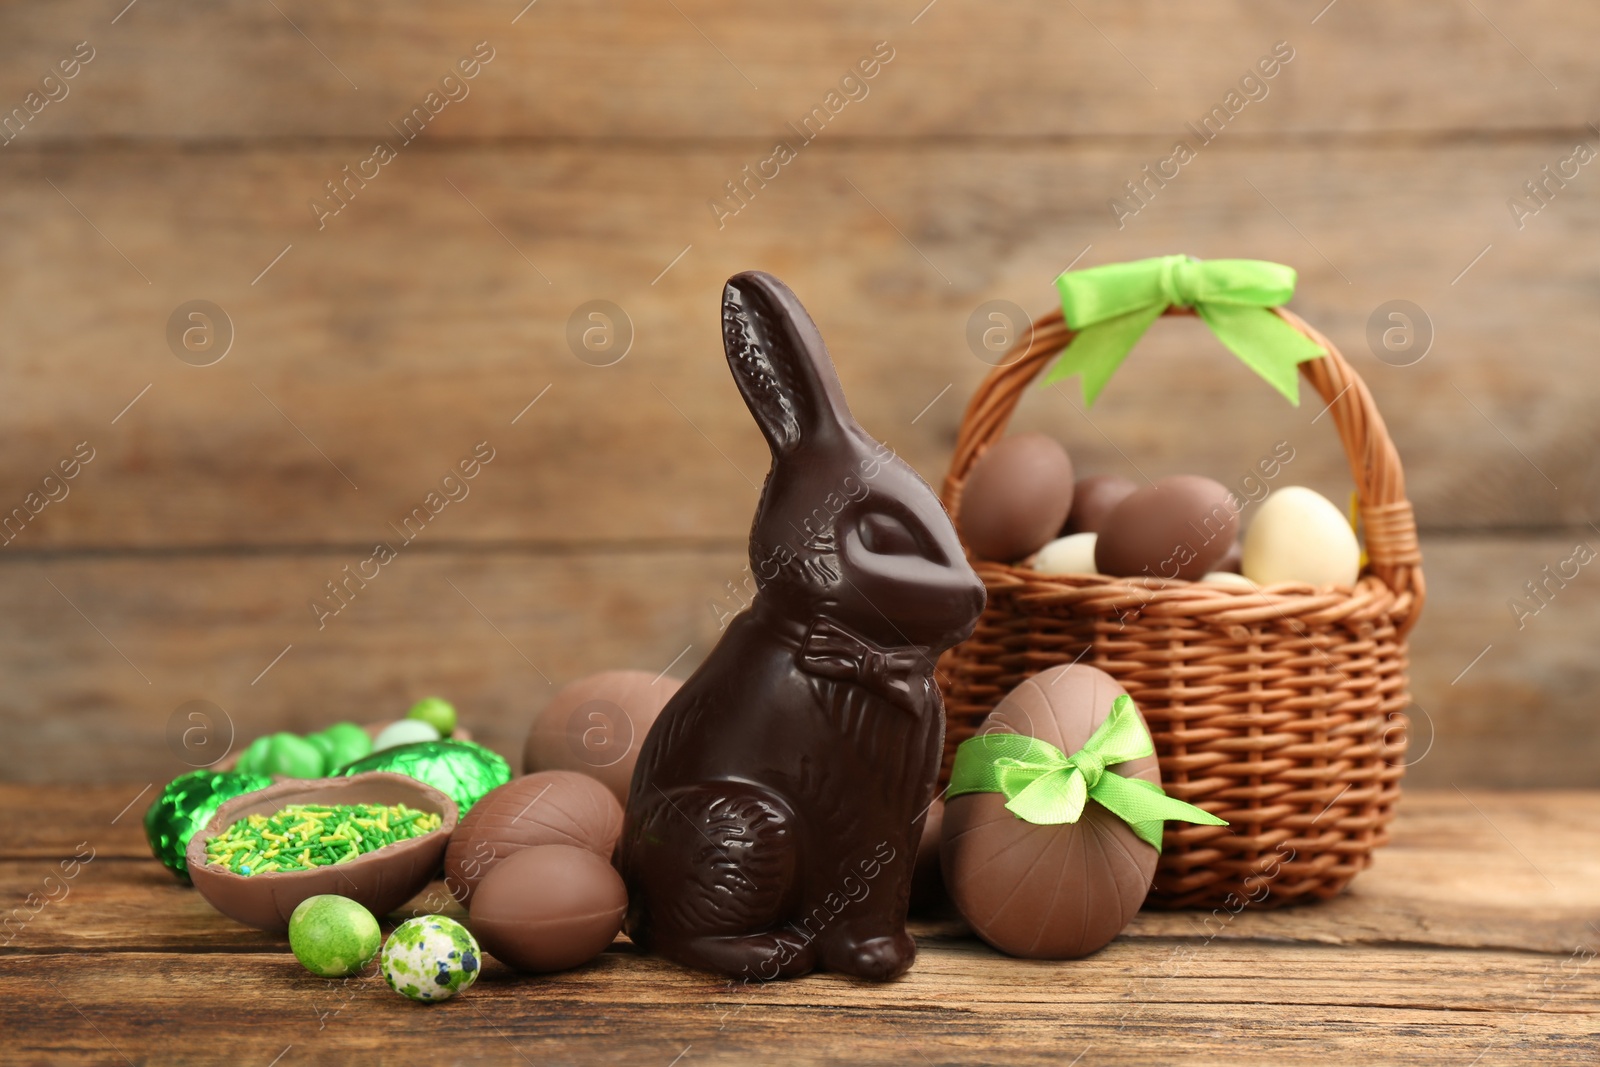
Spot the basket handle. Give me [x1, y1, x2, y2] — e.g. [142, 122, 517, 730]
[939, 305, 1425, 633]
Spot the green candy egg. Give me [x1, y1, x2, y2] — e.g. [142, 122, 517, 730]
[266, 733, 326, 777]
[305, 732, 335, 769]
[236, 732, 325, 778]
[337, 740, 509, 815]
[381, 915, 480, 1002]
[289, 895, 381, 978]
[144, 769, 273, 880]
[405, 697, 458, 737]
[234, 735, 275, 776]
[308, 722, 372, 768]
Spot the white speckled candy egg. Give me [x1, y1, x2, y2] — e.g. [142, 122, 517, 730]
[1030, 533, 1100, 575]
[373, 719, 441, 752]
[1241, 486, 1360, 587]
[380, 915, 481, 1002]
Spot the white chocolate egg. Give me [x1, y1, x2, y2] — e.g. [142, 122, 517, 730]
[1241, 486, 1360, 587]
[1199, 570, 1258, 592]
[1030, 533, 1100, 575]
[373, 719, 440, 751]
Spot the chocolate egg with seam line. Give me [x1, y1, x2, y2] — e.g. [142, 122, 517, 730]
[1094, 474, 1239, 580]
[942, 664, 1159, 959]
[444, 771, 623, 907]
[469, 844, 628, 972]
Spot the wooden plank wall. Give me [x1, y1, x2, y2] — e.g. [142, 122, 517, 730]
[0, 1, 1595, 786]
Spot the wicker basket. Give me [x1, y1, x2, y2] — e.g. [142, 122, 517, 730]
[937, 303, 1424, 909]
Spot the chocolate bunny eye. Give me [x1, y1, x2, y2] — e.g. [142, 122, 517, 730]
[858, 513, 919, 556]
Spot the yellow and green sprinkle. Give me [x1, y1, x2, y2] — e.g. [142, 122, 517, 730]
[204, 803, 441, 876]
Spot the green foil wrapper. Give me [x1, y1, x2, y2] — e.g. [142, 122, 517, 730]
[336, 740, 510, 814]
[144, 769, 274, 881]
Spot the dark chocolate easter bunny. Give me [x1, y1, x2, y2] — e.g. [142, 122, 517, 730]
[619, 272, 985, 981]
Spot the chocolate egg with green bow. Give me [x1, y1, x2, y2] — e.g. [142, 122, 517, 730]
[941, 664, 1162, 959]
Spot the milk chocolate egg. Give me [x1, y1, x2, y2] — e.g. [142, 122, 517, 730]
[469, 844, 627, 972]
[1094, 474, 1238, 581]
[445, 771, 623, 907]
[957, 433, 1075, 563]
[1241, 485, 1361, 587]
[942, 664, 1159, 959]
[908, 797, 947, 916]
[525, 670, 682, 801]
[1064, 474, 1138, 535]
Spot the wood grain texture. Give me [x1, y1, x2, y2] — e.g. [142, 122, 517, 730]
[0, 783, 174, 858]
[0, 859, 466, 953]
[4, 789, 1596, 1064]
[1, 3, 1591, 793]
[3, 535, 1598, 786]
[0, 548, 741, 784]
[0, 140, 1595, 554]
[1, 944, 1594, 1065]
[5, 790, 1595, 956]
[0, 1, 1595, 141]
[1124, 791, 1600, 955]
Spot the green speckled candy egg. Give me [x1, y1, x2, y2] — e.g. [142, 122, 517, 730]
[380, 916, 481, 1002]
[289, 895, 381, 978]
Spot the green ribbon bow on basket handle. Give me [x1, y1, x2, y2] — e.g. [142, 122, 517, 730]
[1042, 254, 1327, 407]
[946, 694, 1227, 850]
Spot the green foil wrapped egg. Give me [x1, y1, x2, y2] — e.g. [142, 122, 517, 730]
[337, 740, 509, 815]
[144, 769, 273, 881]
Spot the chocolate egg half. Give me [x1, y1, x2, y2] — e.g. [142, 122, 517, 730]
[957, 433, 1075, 563]
[469, 844, 627, 972]
[187, 773, 458, 933]
[942, 664, 1159, 959]
[524, 670, 683, 802]
[1094, 474, 1238, 581]
[445, 771, 623, 907]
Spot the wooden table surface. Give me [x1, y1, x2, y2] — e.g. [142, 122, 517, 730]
[4, 3, 1600, 793]
[2, 786, 1596, 1066]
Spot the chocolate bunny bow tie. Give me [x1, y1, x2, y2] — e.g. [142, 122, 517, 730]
[799, 618, 927, 711]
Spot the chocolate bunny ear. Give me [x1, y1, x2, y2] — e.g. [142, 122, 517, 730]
[722, 272, 855, 457]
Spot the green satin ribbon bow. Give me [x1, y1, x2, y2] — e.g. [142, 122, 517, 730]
[1042, 254, 1326, 407]
[946, 695, 1228, 850]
